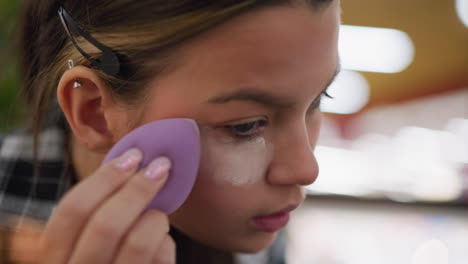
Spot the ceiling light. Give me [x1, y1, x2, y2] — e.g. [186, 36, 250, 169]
[321, 70, 370, 114]
[339, 25, 415, 73]
[456, 0, 468, 27]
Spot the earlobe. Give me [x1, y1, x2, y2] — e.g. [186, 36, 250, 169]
[57, 66, 116, 153]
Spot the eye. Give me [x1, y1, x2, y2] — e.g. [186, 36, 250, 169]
[308, 90, 333, 114]
[223, 119, 268, 140]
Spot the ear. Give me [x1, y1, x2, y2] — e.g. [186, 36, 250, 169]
[57, 66, 119, 153]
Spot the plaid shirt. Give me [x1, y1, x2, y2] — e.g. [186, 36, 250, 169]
[0, 124, 75, 223]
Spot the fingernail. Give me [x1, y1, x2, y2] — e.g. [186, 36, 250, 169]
[144, 157, 172, 180]
[115, 148, 143, 171]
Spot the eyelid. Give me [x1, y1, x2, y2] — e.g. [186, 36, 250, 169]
[307, 90, 332, 114]
[221, 117, 269, 141]
[228, 120, 265, 131]
[219, 116, 268, 126]
[224, 118, 268, 134]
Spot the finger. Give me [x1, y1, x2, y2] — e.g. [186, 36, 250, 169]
[41, 148, 143, 264]
[152, 234, 176, 264]
[113, 210, 170, 264]
[69, 157, 171, 264]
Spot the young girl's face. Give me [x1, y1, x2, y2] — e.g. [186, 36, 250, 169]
[133, 2, 340, 252]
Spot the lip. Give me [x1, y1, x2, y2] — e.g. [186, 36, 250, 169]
[252, 204, 300, 232]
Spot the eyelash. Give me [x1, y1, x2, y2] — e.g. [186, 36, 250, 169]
[223, 119, 268, 141]
[222, 91, 332, 141]
[309, 90, 333, 112]
[323, 90, 333, 99]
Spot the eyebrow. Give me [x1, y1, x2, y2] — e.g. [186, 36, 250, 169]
[207, 64, 341, 110]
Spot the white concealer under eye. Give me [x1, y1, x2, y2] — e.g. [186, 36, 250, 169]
[198, 124, 273, 186]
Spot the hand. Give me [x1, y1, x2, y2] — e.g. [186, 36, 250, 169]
[40, 149, 175, 264]
[0, 217, 43, 264]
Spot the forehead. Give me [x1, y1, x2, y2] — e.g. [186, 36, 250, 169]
[142, 3, 339, 121]
[182, 4, 338, 85]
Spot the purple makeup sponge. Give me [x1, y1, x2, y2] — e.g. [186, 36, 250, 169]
[101, 118, 200, 214]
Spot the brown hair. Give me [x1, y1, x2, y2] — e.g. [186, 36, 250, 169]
[15, 0, 332, 262]
[16, 0, 332, 138]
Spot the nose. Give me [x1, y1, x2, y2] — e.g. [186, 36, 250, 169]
[266, 123, 319, 187]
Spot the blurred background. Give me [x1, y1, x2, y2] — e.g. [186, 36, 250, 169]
[0, 0, 23, 131]
[0, 0, 467, 263]
[288, 0, 468, 263]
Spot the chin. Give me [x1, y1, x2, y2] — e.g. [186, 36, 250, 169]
[171, 220, 280, 253]
[227, 231, 278, 254]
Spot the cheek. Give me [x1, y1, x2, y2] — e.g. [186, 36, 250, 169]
[198, 135, 273, 186]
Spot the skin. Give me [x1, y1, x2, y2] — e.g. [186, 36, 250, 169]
[47, 1, 340, 263]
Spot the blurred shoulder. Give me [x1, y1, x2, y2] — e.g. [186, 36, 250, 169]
[0, 125, 74, 221]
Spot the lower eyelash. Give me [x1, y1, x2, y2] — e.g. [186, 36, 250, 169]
[223, 120, 267, 142]
[230, 130, 260, 141]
